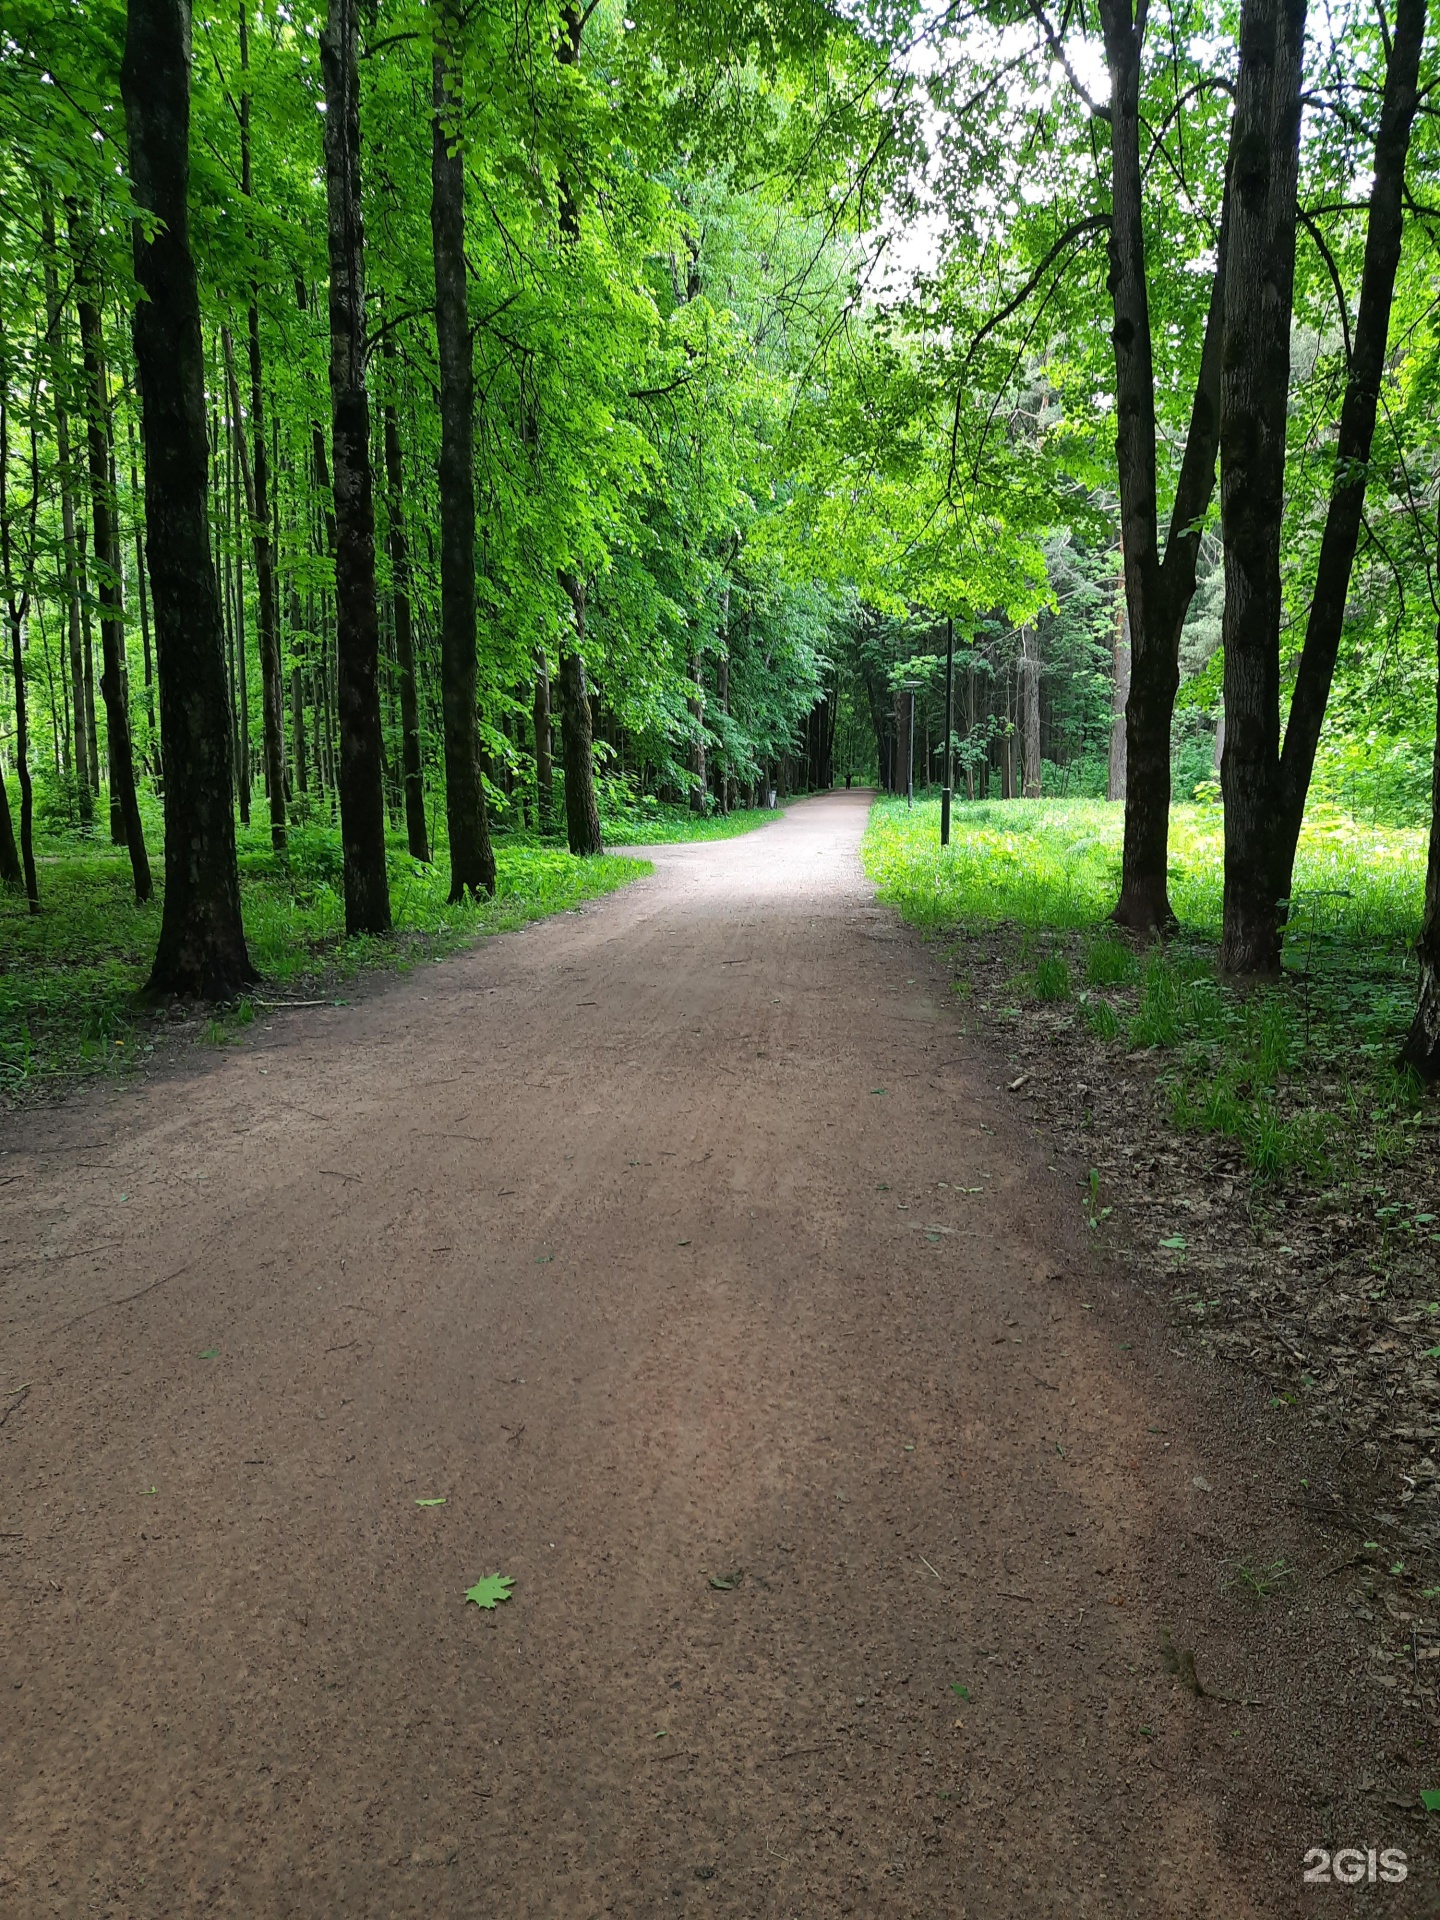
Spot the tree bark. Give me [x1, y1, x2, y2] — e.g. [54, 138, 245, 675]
[320, 0, 391, 934]
[688, 639, 707, 813]
[1020, 625, 1042, 798]
[123, 0, 254, 997]
[0, 346, 38, 909]
[557, 574, 603, 856]
[1099, 0, 1231, 928]
[1107, 567, 1130, 801]
[235, 0, 286, 852]
[1403, 507, 1440, 1078]
[40, 194, 93, 828]
[127, 420, 160, 785]
[77, 517, 102, 807]
[71, 204, 153, 902]
[1273, 0, 1425, 903]
[533, 651, 553, 829]
[222, 326, 285, 849]
[379, 329, 429, 861]
[1218, 0, 1306, 976]
[430, 27, 495, 900]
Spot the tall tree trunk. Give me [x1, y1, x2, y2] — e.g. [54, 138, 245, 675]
[70, 204, 152, 902]
[1020, 626, 1042, 798]
[688, 640, 706, 814]
[532, 651, 553, 830]
[320, 0, 391, 934]
[550, 3, 603, 849]
[222, 325, 286, 849]
[77, 518, 102, 810]
[0, 345, 38, 908]
[1403, 507, 1440, 1079]
[1107, 567, 1130, 801]
[430, 27, 495, 900]
[0, 754, 18, 889]
[557, 574, 603, 856]
[234, 1, 287, 852]
[224, 375, 252, 825]
[4, 606, 37, 911]
[122, 0, 255, 999]
[1273, 0, 1425, 902]
[127, 420, 159, 785]
[1099, 0, 1231, 929]
[41, 194, 93, 828]
[1218, 0, 1306, 976]
[380, 329, 429, 861]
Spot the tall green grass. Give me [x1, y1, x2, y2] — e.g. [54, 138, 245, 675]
[862, 794, 1429, 1181]
[862, 796, 1425, 951]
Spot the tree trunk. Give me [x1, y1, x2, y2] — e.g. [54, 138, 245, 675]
[0, 751, 18, 889]
[1107, 571, 1130, 801]
[127, 421, 160, 785]
[1020, 626, 1042, 797]
[122, 0, 255, 999]
[1273, 0, 1425, 902]
[430, 27, 494, 900]
[1099, 0, 1231, 929]
[533, 651, 553, 829]
[688, 640, 707, 813]
[40, 194, 93, 828]
[557, 575, 603, 856]
[0, 347, 38, 908]
[235, 0, 286, 850]
[224, 375, 252, 824]
[380, 330, 429, 861]
[1218, 0, 1306, 976]
[320, 0, 391, 934]
[222, 326, 285, 849]
[71, 204, 152, 903]
[78, 519, 102, 807]
[1403, 512, 1440, 1079]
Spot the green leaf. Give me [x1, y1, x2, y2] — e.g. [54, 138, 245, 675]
[950, 1682, 970, 1700]
[1159, 1235, 1187, 1251]
[464, 1573, 515, 1610]
[1421, 1788, 1440, 1813]
[707, 1569, 744, 1590]
[198, 1348, 219, 1358]
[415, 1497, 446, 1507]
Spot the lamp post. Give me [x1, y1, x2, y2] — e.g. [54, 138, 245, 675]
[941, 617, 954, 847]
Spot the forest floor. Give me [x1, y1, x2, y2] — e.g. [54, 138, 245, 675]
[2, 788, 1437, 1917]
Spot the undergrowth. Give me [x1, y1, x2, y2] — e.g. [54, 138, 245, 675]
[862, 795, 1429, 1183]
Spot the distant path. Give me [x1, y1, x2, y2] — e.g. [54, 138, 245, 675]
[0, 792, 1338, 1914]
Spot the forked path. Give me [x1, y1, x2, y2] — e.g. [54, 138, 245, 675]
[0, 794, 1372, 1915]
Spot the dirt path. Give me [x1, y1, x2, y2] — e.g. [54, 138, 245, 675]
[0, 791, 1421, 1916]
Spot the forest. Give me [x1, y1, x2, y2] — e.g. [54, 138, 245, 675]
[0, 0, 1438, 1084]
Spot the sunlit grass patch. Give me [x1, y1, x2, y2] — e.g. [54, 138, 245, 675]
[862, 793, 1429, 1184]
[860, 794, 1425, 953]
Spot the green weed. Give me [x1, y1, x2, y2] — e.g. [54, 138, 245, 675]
[1031, 954, 1072, 1003]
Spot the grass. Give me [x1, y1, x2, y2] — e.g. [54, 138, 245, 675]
[862, 794, 1425, 948]
[862, 793, 1430, 1183]
[0, 813, 650, 1095]
[602, 800, 783, 844]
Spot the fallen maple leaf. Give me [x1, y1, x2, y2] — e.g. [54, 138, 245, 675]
[464, 1573, 515, 1610]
